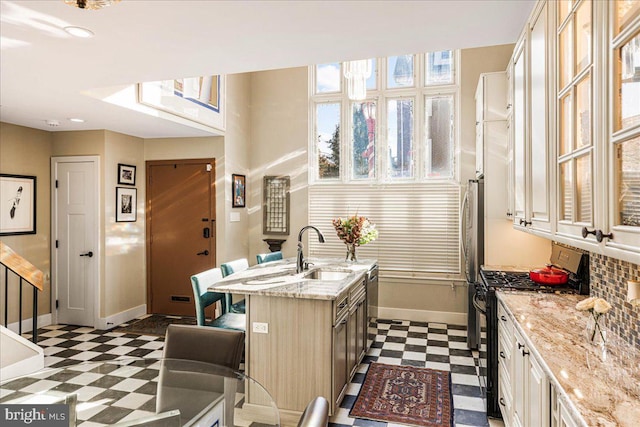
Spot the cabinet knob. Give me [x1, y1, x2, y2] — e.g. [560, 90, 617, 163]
[581, 227, 596, 239]
[595, 230, 613, 243]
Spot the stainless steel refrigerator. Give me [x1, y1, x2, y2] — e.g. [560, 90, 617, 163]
[461, 179, 483, 349]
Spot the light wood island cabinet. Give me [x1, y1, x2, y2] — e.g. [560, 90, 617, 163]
[246, 276, 367, 416]
[209, 259, 375, 418]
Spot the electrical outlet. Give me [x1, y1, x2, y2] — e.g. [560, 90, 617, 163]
[252, 322, 268, 334]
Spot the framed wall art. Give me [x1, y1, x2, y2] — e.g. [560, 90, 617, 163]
[116, 187, 137, 222]
[0, 174, 36, 236]
[232, 174, 246, 208]
[118, 163, 136, 186]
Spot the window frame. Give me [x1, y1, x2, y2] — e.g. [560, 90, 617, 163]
[309, 50, 461, 185]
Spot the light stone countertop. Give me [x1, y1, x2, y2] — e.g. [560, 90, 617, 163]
[208, 258, 376, 301]
[497, 292, 640, 427]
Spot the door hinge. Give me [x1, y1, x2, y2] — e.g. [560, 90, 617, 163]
[55, 300, 59, 309]
[55, 180, 59, 188]
[55, 240, 59, 249]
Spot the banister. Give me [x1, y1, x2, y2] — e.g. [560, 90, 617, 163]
[1, 241, 43, 343]
[0, 241, 43, 291]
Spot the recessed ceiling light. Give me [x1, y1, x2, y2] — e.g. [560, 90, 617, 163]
[64, 26, 94, 38]
[69, 118, 85, 123]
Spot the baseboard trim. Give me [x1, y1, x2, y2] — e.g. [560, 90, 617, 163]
[96, 304, 147, 330]
[6, 313, 52, 334]
[377, 307, 467, 325]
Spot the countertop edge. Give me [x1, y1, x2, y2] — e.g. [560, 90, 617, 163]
[496, 292, 589, 427]
[208, 258, 376, 301]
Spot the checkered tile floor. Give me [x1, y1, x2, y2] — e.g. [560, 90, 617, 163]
[3, 319, 489, 426]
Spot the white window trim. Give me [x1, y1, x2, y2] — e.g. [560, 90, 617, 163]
[309, 50, 461, 185]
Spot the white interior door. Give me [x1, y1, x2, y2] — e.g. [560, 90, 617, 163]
[52, 157, 99, 327]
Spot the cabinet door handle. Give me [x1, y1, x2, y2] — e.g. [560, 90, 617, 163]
[522, 349, 530, 356]
[338, 301, 347, 309]
[595, 230, 613, 243]
[501, 315, 507, 322]
[499, 397, 506, 406]
[517, 342, 524, 350]
[582, 227, 596, 239]
[519, 219, 532, 226]
[500, 351, 506, 359]
[196, 250, 209, 256]
[80, 251, 94, 258]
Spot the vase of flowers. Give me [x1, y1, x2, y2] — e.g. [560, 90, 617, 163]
[576, 297, 611, 358]
[332, 215, 378, 262]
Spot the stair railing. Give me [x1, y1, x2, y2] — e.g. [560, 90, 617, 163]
[0, 241, 43, 343]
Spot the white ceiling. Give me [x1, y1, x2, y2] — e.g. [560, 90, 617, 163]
[0, 0, 535, 138]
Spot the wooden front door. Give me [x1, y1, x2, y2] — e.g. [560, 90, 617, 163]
[146, 159, 216, 316]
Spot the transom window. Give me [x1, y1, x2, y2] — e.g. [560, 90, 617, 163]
[310, 51, 459, 184]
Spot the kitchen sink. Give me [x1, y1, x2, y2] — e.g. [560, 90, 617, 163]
[303, 269, 351, 281]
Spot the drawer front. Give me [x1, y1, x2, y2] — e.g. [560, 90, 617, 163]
[334, 295, 349, 324]
[498, 301, 513, 340]
[499, 375, 514, 427]
[349, 279, 366, 303]
[498, 328, 513, 384]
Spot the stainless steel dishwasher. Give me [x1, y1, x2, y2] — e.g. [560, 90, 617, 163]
[366, 264, 379, 349]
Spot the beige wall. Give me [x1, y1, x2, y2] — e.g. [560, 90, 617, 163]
[104, 131, 145, 317]
[248, 67, 309, 261]
[223, 73, 252, 262]
[0, 123, 53, 323]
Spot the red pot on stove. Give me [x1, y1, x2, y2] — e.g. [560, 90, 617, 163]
[529, 266, 569, 285]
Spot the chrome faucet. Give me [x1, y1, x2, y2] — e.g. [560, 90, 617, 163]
[297, 225, 325, 273]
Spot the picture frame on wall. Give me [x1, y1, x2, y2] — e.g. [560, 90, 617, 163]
[0, 174, 36, 236]
[116, 187, 137, 222]
[118, 163, 136, 186]
[232, 174, 246, 208]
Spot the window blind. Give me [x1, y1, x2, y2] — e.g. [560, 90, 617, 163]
[308, 183, 461, 275]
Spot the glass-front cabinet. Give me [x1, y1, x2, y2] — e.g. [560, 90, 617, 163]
[506, 0, 640, 263]
[555, 0, 597, 240]
[607, 1, 640, 252]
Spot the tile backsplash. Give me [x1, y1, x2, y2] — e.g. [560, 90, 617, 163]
[590, 253, 640, 348]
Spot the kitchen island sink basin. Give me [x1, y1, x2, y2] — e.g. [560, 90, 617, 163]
[303, 268, 351, 281]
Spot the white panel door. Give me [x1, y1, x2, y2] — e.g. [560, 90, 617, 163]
[52, 157, 98, 326]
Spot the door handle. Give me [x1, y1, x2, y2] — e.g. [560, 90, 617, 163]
[79, 251, 93, 258]
[197, 250, 209, 256]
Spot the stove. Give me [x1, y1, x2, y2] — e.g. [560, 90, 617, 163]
[480, 270, 581, 293]
[472, 243, 590, 419]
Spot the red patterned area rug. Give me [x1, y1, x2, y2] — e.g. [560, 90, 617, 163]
[350, 362, 453, 427]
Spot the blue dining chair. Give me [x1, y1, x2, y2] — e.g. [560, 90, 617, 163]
[256, 251, 283, 264]
[220, 259, 249, 314]
[190, 267, 245, 331]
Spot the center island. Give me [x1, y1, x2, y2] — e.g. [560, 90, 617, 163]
[208, 258, 377, 418]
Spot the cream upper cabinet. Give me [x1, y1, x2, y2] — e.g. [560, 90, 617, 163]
[529, 2, 551, 232]
[508, 0, 640, 264]
[511, 1, 552, 234]
[606, 1, 640, 256]
[513, 38, 527, 225]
